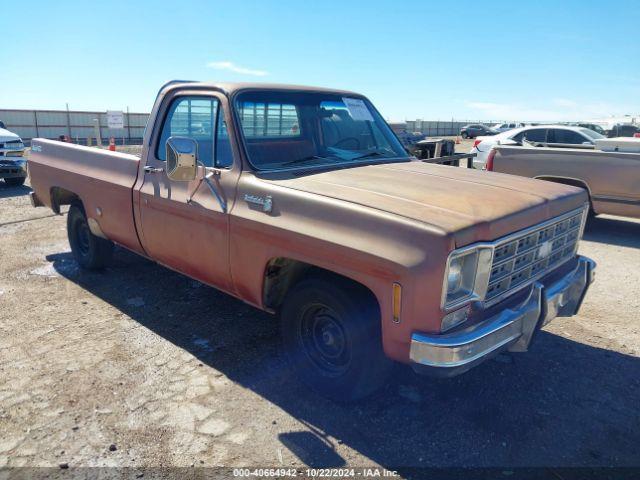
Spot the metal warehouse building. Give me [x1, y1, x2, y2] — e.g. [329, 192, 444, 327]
[0, 108, 149, 145]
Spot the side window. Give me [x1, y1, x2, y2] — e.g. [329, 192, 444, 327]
[549, 129, 587, 145]
[157, 96, 218, 167]
[522, 128, 547, 143]
[237, 102, 301, 138]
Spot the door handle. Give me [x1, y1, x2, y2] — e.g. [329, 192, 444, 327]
[144, 166, 164, 174]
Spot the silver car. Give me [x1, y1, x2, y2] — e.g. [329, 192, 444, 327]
[470, 125, 605, 169]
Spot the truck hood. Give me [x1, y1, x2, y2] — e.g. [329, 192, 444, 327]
[266, 161, 588, 246]
[0, 128, 21, 143]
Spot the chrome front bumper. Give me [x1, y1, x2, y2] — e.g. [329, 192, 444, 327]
[410, 256, 596, 376]
[0, 159, 27, 178]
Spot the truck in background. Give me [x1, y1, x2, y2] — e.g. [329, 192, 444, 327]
[0, 123, 28, 186]
[487, 138, 640, 219]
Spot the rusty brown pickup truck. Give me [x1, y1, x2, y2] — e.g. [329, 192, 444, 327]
[487, 140, 640, 219]
[28, 81, 596, 401]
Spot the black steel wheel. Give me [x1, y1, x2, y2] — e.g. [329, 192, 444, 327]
[281, 274, 393, 402]
[67, 204, 113, 270]
[299, 303, 352, 377]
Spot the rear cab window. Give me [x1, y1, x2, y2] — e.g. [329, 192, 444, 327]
[237, 102, 301, 138]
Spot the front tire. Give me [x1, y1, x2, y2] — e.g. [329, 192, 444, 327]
[4, 177, 26, 186]
[67, 204, 113, 269]
[461, 132, 469, 139]
[281, 275, 393, 402]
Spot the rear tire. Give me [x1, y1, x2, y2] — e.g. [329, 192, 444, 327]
[4, 177, 25, 186]
[280, 275, 393, 402]
[67, 204, 113, 270]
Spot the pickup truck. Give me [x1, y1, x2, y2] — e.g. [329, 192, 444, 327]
[28, 81, 596, 401]
[0, 125, 28, 186]
[487, 140, 640, 219]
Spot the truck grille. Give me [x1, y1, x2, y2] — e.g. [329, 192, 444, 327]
[485, 209, 585, 303]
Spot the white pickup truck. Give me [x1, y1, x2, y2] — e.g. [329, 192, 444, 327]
[0, 124, 28, 186]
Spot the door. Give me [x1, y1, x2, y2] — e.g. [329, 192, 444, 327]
[136, 92, 239, 291]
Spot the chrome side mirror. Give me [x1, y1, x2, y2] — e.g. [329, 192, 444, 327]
[166, 136, 197, 181]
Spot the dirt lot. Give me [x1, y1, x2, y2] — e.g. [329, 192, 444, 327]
[1, 166, 639, 474]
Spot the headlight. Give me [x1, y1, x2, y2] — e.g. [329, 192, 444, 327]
[443, 246, 493, 310]
[447, 259, 463, 292]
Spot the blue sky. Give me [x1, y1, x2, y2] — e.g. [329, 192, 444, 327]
[1, 0, 638, 121]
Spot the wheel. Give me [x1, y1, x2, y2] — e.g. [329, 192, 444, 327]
[4, 177, 25, 186]
[280, 275, 393, 402]
[461, 132, 469, 139]
[67, 204, 113, 269]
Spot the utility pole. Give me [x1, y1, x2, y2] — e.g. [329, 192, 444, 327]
[65, 103, 72, 138]
[33, 110, 40, 139]
[93, 118, 102, 147]
[126, 106, 131, 143]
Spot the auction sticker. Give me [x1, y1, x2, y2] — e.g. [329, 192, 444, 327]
[342, 97, 374, 122]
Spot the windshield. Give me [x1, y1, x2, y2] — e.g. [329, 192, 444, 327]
[579, 127, 605, 140]
[234, 90, 409, 171]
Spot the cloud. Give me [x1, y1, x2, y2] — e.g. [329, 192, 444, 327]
[206, 61, 268, 77]
[552, 98, 578, 108]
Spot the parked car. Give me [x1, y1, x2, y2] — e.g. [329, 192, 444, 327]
[28, 81, 596, 401]
[471, 125, 605, 169]
[0, 125, 28, 186]
[607, 123, 640, 138]
[396, 130, 425, 147]
[490, 122, 525, 133]
[487, 138, 640, 219]
[460, 124, 496, 139]
[574, 123, 607, 136]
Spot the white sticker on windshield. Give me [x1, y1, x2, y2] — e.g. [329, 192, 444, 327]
[342, 97, 374, 122]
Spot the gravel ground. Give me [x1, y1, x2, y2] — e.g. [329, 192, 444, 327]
[0, 163, 639, 475]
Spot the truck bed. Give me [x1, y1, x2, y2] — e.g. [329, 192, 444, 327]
[493, 145, 640, 219]
[29, 139, 145, 254]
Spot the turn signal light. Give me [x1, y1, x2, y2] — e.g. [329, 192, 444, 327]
[473, 139, 483, 148]
[392, 283, 402, 323]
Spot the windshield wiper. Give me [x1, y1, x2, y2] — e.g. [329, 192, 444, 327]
[281, 155, 339, 166]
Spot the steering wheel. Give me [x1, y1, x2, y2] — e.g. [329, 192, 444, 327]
[333, 137, 361, 150]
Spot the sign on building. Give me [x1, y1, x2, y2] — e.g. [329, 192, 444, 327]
[106, 110, 124, 129]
